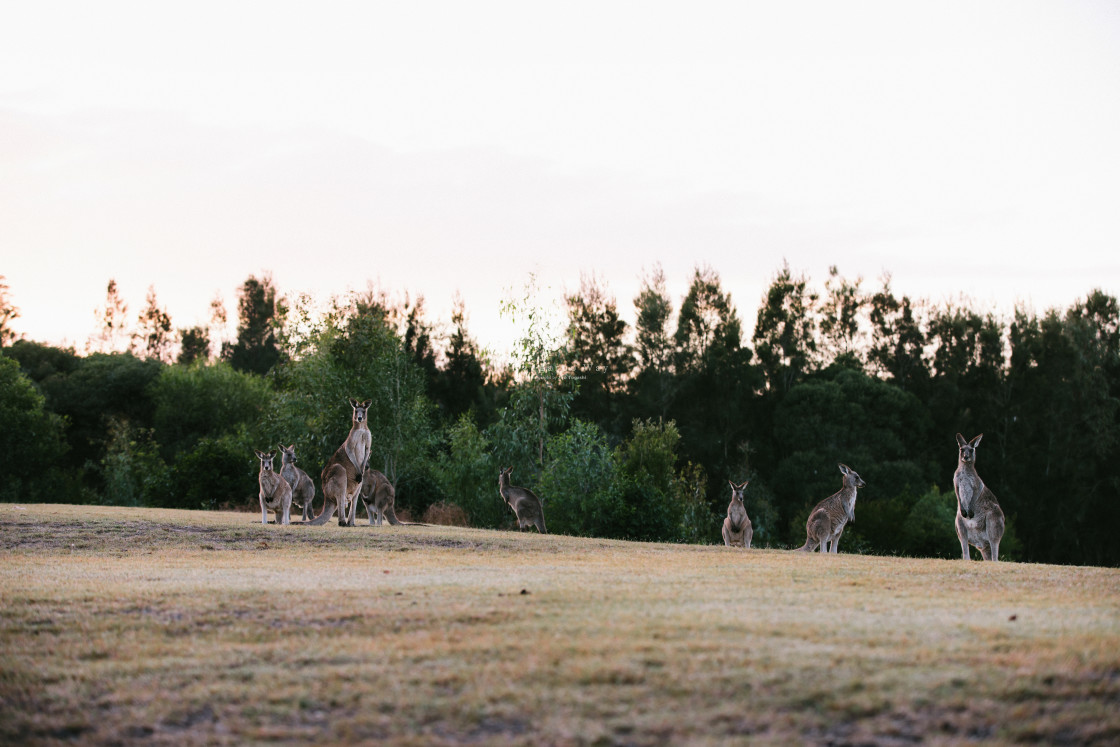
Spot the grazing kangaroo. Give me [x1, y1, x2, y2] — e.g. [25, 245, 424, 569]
[798, 463, 865, 553]
[722, 480, 753, 548]
[498, 467, 547, 533]
[279, 444, 316, 522]
[255, 450, 292, 525]
[953, 433, 1006, 561]
[310, 398, 372, 527]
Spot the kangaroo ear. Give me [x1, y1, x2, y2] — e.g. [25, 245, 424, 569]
[362, 399, 372, 408]
[956, 433, 967, 447]
[838, 463, 850, 475]
[728, 480, 735, 489]
[971, 434, 983, 448]
[254, 450, 263, 458]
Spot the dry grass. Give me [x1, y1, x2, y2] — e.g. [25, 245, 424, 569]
[1, 503, 1118, 746]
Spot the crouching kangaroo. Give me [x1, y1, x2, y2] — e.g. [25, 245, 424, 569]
[498, 467, 547, 533]
[255, 450, 292, 525]
[310, 398, 372, 527]
[279, 444, 316, 522]
[954, 433, 1005, 561]
[357, 467, 427, 527]
[722, 480, 753, 548]
[798, 463, 865, 553]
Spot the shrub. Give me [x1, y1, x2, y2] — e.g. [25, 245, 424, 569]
[423, 502, 470, 527]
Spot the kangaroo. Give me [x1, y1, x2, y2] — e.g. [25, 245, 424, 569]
[279, 444, 316, 522]
[310, 398, 372, 527]
[255, 449, 292, 525]
[722, 480, 753, 548]
[953, 433, 1006, 561]
[498, 467, 547, 533]
[798, 463, 865, 553]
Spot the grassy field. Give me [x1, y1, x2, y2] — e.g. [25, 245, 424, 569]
[1, 503, 1118, 745]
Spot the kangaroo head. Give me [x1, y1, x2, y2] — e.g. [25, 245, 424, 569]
[838, 463, 866, 489]
[255, 450, 276, 472]
[349, 398, 372, 424]
[956, 433, 982, 465]
[279, 444, 297, 465]
[728, 480, 748, 503]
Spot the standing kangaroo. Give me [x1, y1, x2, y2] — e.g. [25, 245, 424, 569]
[279, 444, 316, 522]
[722, 480, 753, 548]
[255, 450, 292, 525]
[798, 463, 865, 553]
[310, 398, 372, 527]
[953, 433, 1006, 561]
[498, 467, 547, 533]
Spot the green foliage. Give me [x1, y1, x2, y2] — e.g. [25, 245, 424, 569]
[674, 462, 715, 544]
[97, 417, 169, 507]
[432, 414, 504, 528]
[151, 361, 271, 459]
[537, 420, 624, 537]
[612, 419, 683, 541]
[0, 355, 69, 501]
[163, 432, 258, 511]
[222, 274, 285, 375]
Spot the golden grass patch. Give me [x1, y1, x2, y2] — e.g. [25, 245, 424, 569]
[1, 502, 1118, 745]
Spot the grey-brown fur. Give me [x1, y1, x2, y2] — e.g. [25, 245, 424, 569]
[953, 433, 1006, 561]
[255, 449, 292, 525]
[798, 463, 865, 553]
[498, 467, 547, 533]
[359, 468, 402, 526]
[722, 480, 753, 548]
[310, 398, 372, 527]
[279, 444, 316, 522]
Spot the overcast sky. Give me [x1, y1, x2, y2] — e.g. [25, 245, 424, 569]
[2, 1, 1118, 357]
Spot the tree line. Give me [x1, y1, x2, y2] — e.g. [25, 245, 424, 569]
[1, 265, 1117, 566]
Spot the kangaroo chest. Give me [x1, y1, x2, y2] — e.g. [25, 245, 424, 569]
[955, 469, 982, 513]
[727, 503, 748, 532]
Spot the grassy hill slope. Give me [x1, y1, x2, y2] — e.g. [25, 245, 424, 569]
[2, 503, 1118, 745]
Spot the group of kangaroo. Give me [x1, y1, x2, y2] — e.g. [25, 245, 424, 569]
[254, 398, 408, 528]
[256, 403, 1004, 561]
[722, 432, 1004, 560]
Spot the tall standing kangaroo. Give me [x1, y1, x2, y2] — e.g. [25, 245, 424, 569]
[722, 480, 753, 548]
[953, 433, 1005, 561]
[798, 463, 865, 553]
[498, 467, 547, 533]
[279, 444, 316, 522]
[255, 449, 292, 525]
[310, 398, 372, 527]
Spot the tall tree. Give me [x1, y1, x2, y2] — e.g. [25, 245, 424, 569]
[177, 326, 211, 366]
[90, 279, 130, 354]
[818, 266, 867, 367]
[630, 265, 675, 420]
[867, 275, 928, 392]
[673, 266, 742, 374]
[0, 276, 19, 347]
[753, 261, 818, 393]
[222, 274, 285, 375]
[1006, 292, 1120, 565]
[563, 273, 634, 433]
[133, 285, 173, 362]
[433, 295, 492, 422]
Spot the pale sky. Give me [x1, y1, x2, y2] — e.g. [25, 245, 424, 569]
[2, 1, 1118, 358]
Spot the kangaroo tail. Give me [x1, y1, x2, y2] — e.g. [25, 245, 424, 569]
[307, 499, 337, 526]
[385, 505, 402, 526]
[796, 537, 815, 552]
